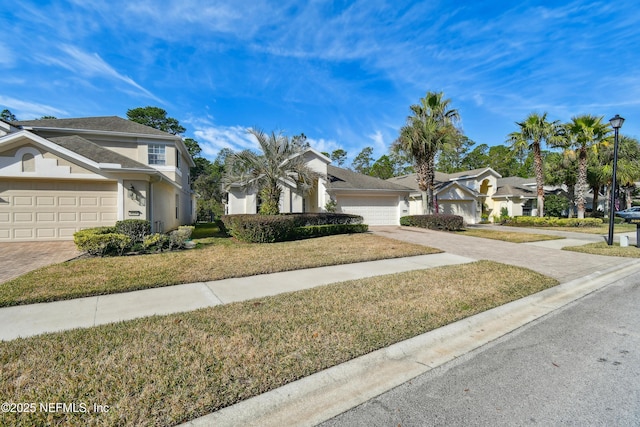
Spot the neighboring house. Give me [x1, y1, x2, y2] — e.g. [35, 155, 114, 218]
[226, 148, 412, 225]
[388, 168, 501, 224]
[0, 116, 196, 241]
[226, 149, 602, 225]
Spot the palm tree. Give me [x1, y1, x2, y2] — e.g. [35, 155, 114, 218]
[223, 129, 319, 215]
[564, 115, 611, 218]
[507, 112, 563, 217]
[394, 91, 460, 214]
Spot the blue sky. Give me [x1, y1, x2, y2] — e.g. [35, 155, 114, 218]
[2, 0, 639, 164]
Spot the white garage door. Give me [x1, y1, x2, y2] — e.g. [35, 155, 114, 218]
[438, 200, 475, 224]
[0, 180, 118, 241]
[338, 195, 399, 225]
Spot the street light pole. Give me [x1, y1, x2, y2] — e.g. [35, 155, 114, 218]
[607, 114, 625, 246]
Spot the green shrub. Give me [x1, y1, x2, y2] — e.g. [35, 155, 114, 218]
[220, 213, 365, 243]
[400, 214, 464, 231]
[73, 228, 132, 256]
[293, 223, 368, 239]
[509, 216, 603, 227]
[221, 215, 297, 243]
[544, 195, 570, 218]
[142, 233, 170, 252]
[115, 219, 151, 243]
[169, 226, 195, 249]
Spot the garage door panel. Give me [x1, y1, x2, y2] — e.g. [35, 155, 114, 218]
[0, 180, 117, 241]
[14, 196, 33, 206]
[37, 196, 55, 206]
[59, 197, 77, 206]
[338, 195, 399, 226]
[37, 212, 56, 221]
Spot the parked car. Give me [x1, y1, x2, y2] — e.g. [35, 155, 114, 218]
[615, 206, 640, 220]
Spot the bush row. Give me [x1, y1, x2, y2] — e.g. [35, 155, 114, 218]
[74, 220, 194, 256]
[220, 213, 366, 243]
[505, 216, 603, 227]
[400, 214, 464, 231]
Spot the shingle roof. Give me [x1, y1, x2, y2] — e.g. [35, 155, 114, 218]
[48, 135, 154, 170]
[493, 184, 535, 198]
[326, 165, 412, 191]
[13, 116, 173, 137]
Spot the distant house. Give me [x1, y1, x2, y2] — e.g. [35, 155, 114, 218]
[226, 149, 412, 225]
[226, 149, 601, 225]
[0, 116, 196, 241]
[388, 168, 501, 224]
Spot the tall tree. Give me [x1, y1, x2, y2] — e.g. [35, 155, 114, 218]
[460, 144, 489, 170]
[600, 135, 640, 211]
[223, 129, 318, 215]
[545, 150, 578, 217]
[564, 114, 611, 218]
[351, 147, 374, 175]
[507, 112, 563, 217]
[330, 149, 348, 167]
[394, 91, 460, 214]
[369, 155, 395, 180]
[436, 135, 474, 173]
[127, 106, 186, 135]
[1, 109, 17, 121]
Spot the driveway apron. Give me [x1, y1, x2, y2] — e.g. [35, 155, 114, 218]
[370, 226, 631, 283]
[0, 241, 82, 284]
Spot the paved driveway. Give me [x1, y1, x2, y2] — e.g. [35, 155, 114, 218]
[370, 226, 631, 283]
[0, 241, 83, 284]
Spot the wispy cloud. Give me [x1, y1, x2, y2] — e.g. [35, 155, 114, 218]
[0, 96, 67, 120]
[34, 45, 162, 102]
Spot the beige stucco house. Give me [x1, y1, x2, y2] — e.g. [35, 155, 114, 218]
[226, 148, 413, 225]
[0, 116, 196, 241]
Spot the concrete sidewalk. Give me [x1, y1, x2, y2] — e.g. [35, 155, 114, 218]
[0, 253, 473, 341]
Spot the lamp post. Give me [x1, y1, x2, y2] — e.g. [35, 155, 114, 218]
[607, 114, 625, 246]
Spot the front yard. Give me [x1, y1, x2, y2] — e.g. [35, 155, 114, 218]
[0, 260, 557, 427]
[0, 225, 437, 307]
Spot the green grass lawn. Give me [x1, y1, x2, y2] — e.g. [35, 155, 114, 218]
[538, 222, 636, 234]
[0, 224, 438, 307]
[0, 260, 558, 427]
[563, 241, 640, 257]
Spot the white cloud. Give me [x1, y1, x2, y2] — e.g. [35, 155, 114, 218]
[367, 130, 387, 154]
[0, 96, 67, 120]
[36, 45, 162, 102]
[0, 43, 14, 66]
[193, 124, 255, 160]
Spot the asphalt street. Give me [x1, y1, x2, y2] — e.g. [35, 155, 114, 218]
[320, 273, 640, 426]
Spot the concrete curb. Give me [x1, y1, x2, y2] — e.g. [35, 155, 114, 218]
[180, 259, 640, 427]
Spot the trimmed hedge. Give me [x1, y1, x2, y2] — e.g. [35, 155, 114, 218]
[506, 216, 603, 227]
[294, 224, 368, 239]
[400, 214, 464, 231]
[115, 219, 151, 243]
[73, 227, 132, 256]
[220, 213, 365, 243]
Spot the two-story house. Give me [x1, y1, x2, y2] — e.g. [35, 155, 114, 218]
[0, 116, 195, 241]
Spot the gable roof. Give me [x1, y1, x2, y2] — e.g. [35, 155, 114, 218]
[493, 184, 535, 198]
[326, 165, 412, 192]
[48, 135, 154, 171]
[13, 116, 174, 137]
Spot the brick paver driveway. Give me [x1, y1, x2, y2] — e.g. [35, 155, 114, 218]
[0, 241, 83, 284]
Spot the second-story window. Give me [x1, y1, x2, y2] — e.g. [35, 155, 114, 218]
[176, 149, 181, 169]
[148, 144, 166, 165]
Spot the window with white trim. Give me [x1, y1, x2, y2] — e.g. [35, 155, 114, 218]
[148, 144, 166, 165]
